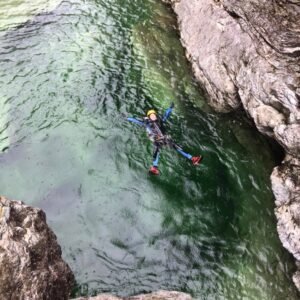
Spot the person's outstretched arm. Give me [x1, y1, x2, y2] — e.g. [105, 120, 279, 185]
[163, 102, 174, 122]
[127, 117, 145, 126]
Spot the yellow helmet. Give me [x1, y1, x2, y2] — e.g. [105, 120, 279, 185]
[147, 109, 157, 117]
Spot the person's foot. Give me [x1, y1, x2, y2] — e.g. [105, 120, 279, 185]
[191, 156, 203, 165]
[149, 166, 159, 175]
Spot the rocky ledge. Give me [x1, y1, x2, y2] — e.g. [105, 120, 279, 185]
[162, 0, 300, 291]
[0, 196, 74, 299]
[73, 290, 192, 300]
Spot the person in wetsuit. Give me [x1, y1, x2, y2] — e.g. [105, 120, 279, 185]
[127, 102, 202, 175]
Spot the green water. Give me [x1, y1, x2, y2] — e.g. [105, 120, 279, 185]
[0, 0, 298, 299]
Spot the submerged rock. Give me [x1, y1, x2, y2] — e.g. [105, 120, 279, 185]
[0, 196, 74, 299]
[162, 0, 300, 291]
[73, 290, 193, 300]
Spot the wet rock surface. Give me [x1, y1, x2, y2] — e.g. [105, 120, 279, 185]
[72, 290, 193, 300]
[0, 196, 74, 299]
[271, 157, 300, 288]
[163, 0, 300, 291]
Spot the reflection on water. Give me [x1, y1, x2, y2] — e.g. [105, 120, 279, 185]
[0, 0, 298, 299]
[0, 0, 62, 31]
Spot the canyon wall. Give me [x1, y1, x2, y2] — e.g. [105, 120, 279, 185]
[162, 0, 300, 290]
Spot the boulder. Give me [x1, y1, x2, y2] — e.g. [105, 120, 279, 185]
[272, 156, 300, 291]
[271, 157, 300, 264]
[0, 196, 74, 299]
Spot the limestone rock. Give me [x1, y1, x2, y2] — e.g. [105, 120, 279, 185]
[164, 0, 300, 136]
[274, 124, 300, 157]
[293, 270, 300, 291]
[73, 295, 120, 300]
[272, 156, 300, 290]
[271, 157, 300, 257]
[271, 157, 300, 207]
[0, 196, 74, 300]
[162, 0, 300, 292]
[73, 290, 193, 300]
[128, 291, 192, 300]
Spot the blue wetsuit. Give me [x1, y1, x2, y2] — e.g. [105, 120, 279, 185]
[127, 104, 193, 168]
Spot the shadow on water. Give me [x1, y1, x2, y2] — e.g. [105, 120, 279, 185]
[0, 0, 299, 299]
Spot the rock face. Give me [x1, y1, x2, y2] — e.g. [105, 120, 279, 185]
[73, 290, 193, 300]
[0, 196, 74, 299]
[271, 157, 300, 290]
[162, 0, 300, 291]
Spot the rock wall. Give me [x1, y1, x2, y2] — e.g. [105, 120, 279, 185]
[72, 290, 193, 300]
[162, 0, 300, 291]
[0, 196, 74, 299]
[271, 157, 300, 290]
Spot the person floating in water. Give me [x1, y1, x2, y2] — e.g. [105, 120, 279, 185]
[127, 102, 203, 175]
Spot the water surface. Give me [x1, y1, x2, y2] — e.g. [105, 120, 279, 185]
[0, 0, 298, 299]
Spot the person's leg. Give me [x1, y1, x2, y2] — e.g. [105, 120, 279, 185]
[149, 145, 160, 175]
[171, 142, 192, 159]
[171, 141, 202, 165]
[153, 146, 160, 167]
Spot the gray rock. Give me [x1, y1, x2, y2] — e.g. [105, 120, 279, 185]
[73, 295, 120, 300]
[271, 157, 300, 207]
[164, 0, 300, 135]
[162, 0, 300, 291]
[267, 154, 300, 291]
[271, 157, 300, 260]
[0, 196, 74, 300]
[72, 290, 193, 300]
[274, 124, 300, 157]
[293, 270, 300, 291]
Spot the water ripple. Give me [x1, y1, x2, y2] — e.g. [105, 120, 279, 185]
[0, 0, 298, 299]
